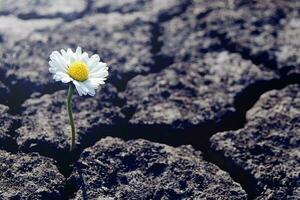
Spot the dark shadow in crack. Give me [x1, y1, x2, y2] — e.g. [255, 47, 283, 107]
[109, 54, 174, 93]
[63, 163, 88, 200]
[8, 82, 66, 115]
[0, 68, 66, 115]
[0, 115, 20, 153]
[234, 74, 300, 116]
[62, 162, 88, 200]
[77, 165, 88, 200]
[204, 148, 259, 199]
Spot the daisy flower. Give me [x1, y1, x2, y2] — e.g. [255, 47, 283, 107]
[49, 46, 108, 96]
[49, 47, 109, 151]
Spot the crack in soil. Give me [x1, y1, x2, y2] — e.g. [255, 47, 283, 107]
[0, 119, 20, 153]
[110, 22, 174, 92]
[205, 74, 300, 200]
[0, 0, 187, 113]
[204, 148, 260, 200]
[0, 2, 299, 199]
[210, 30, 279, 71]
[108, 1, 220, 96]
[60, 74, 300, 199]
[1, 74, 298, 199]
[110, 0, 191, 92]
[205, 6, 288, 73]
[0, 50, 297, 200]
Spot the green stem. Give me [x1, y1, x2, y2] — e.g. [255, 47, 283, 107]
[67, 83, 75, 151]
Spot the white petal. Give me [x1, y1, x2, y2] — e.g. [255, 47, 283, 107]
[52, 72, 72, 83]
[61, 76, 72, 83]
[88, 89, 96, 96]
[88, 78, 102, 88]
[89, 62, 107, 73]
[87, 54, 100, 67]
[73, 81, 91, 96]
[75, 47, 82, 58]
[83, 80, 96, 96]
[73, 80, 84, 96]
[81, 52, 89, 63]
[67, 48, 73, 55]
[80, 82, 89, 93]
[89, 69, 109, 79]
[50, 51, 66, 64]
[67, 48, 76, 62]
[91, 54, 100, 62]
[49, 60, 66, 74]
[49, 52, 68, 72]
[61, 49, 71, 65]
[61, 49, 68, 57]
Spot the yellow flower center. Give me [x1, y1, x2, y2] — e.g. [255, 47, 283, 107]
[68, 61, 89, 82]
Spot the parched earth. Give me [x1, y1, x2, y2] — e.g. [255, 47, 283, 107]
[0, 0, 299, 199]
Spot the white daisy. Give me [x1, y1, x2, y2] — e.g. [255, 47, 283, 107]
[49, 47, 109, 96]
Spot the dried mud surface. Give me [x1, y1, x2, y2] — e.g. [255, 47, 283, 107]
[68, 137, 247, 199]
[0, 0, 299, 199]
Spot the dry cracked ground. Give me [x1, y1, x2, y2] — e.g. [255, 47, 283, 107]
[0, 0, 299, 199]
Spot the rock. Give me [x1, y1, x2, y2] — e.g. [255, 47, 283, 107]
[0, 150, 64, 199]
[16, 84, 125, 162]
[0, 104, 17, 151]
[159, 2, 222, 61]
[0, 12, 153, 99]
[0, 16, 61, 108]
[121, 1, 278, 146]
[123, 50, 277, 145]
[210, 84, 300, 199]
[276, 15, 300, 75]
[120, 2, 273, 133]
[0, 15, 62, 45]
[0, 0, 87, 20]
[91, 0, 190, 21]
[122, 1, 277, 135]
[201, 0, 300, 76]
[68, 137, 247, 199]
